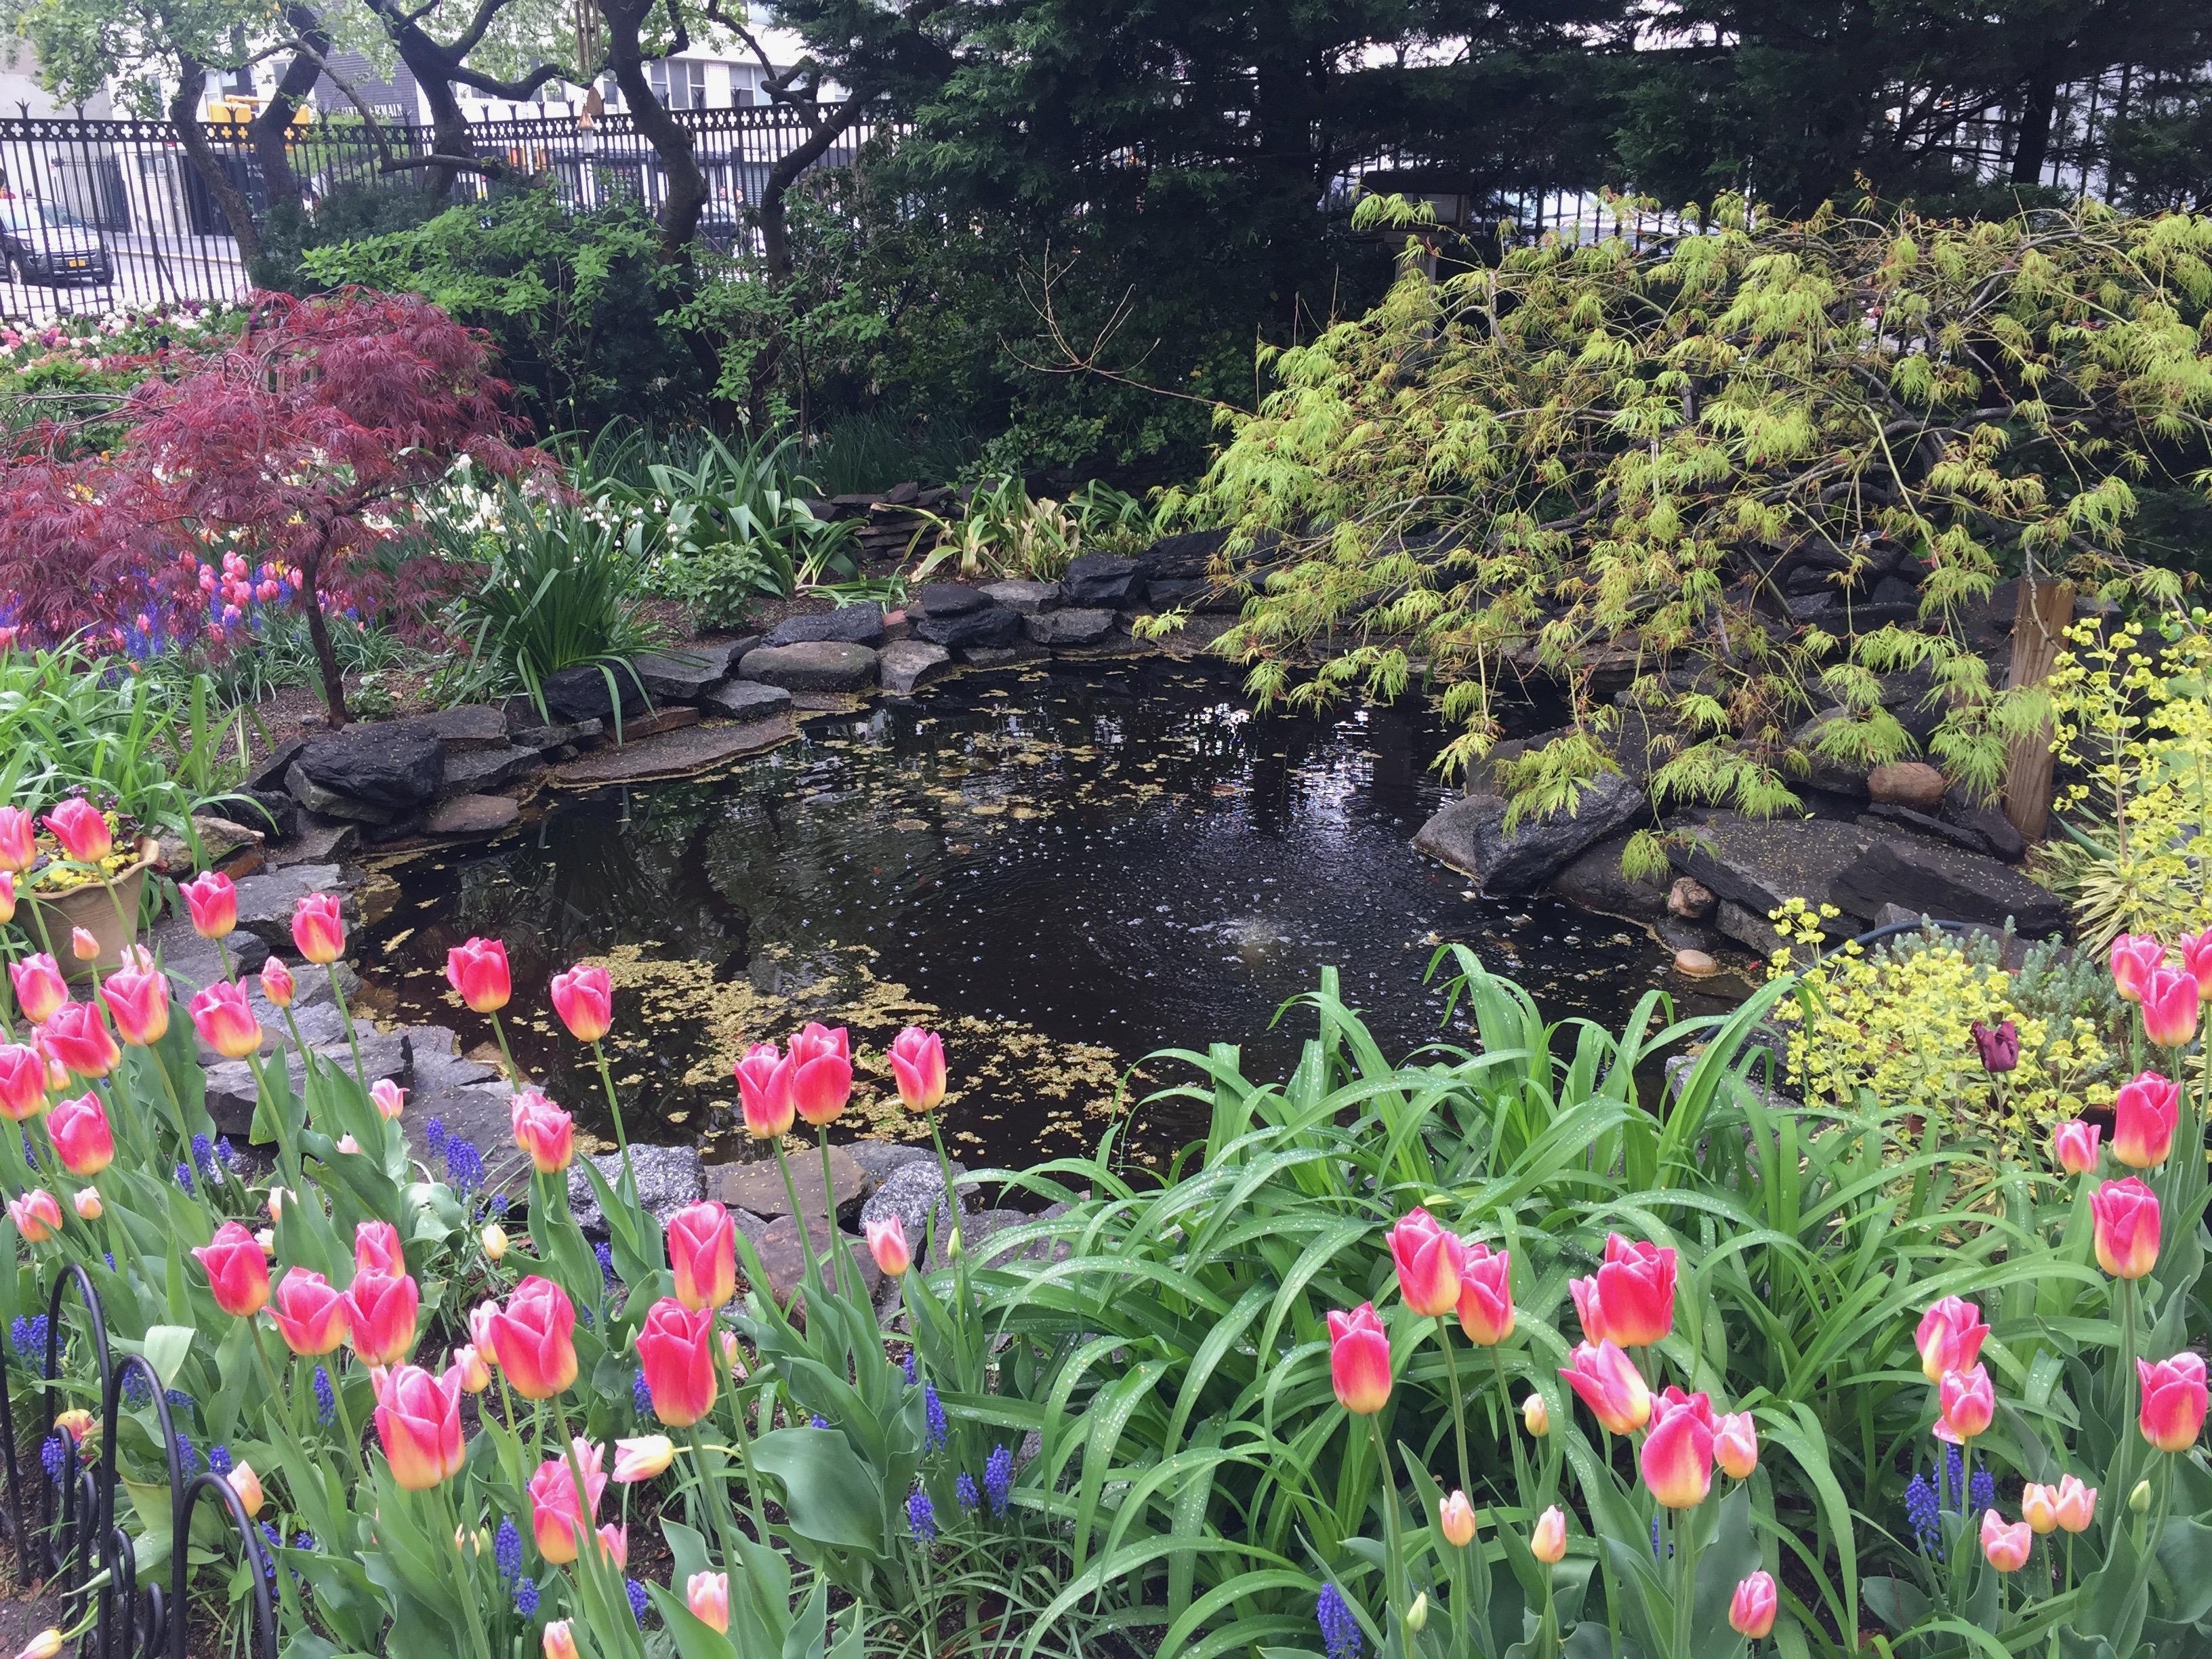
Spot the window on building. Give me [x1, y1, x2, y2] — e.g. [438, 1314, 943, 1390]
[647, 60, 707, 110]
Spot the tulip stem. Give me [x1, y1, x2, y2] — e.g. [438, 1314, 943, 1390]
[1492, 1345, 1538, 1513]
[1671, 1507, 1699, 1659]
[325, 964, 367, 1088]
[819, 1127, 852, 1305]
[1365, 1414, 1408, 1626]
[719, 1374, 773, 1544]
[1435, 1317, 1473, 1505]
[684, 1423, 745, 1567]
[590, 1042, 631, 1157]
[771, 1141, 825, 1312]
[325, 1353, 366, 1483]
[436, 1481, 494, 1659]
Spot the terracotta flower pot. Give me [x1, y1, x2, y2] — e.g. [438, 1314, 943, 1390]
[25, 855, 153, 981]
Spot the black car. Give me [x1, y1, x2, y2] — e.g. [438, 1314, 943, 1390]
[0, 198, 113, 285]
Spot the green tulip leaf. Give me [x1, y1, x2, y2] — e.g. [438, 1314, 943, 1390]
[750, 1427, 887, 1555]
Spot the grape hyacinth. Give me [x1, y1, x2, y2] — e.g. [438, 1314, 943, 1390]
[515, 1579, 540, 1618]
[11, 1313, 47, 1361]
[596, 1242, 617, 1284]
[903, 1353, 918, 1386]
[908, 1486, 937, 1540]
[174, 1435, 200, 1479]
[191, 1133, 216, 1175]
[426, 1118, 448, 1158]
[924, 1382, 948, 1451]
[122, 1372, 151, 1408]
[174, 1162, 195, 1197]
[956, 1472, 980, 1511]
[1904, 1472, 1944, 1559]
[495, 1518, 523, 1582]
[632, 1368, 653, 1416]
[259, 1522, 283, 1582]
[1317, 1583, 1362, 1659]
[293, 1532, 315, 1552]
[984, 1444, 1012, 1516]
[1969, 1465, 1996, 1514]
[216, 1136, 239, 1168]
[445, 1137, 486, 1193]
[811, 1414, 830, 1430]
[627, 1579, 650, 1625]
[39, 1436, 64, 1484]
[208, 1444, 233, 1477]
[313, 1366, 335, 1426]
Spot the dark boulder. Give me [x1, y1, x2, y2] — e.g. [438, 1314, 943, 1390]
[541, 664, 650, 726]
[1061, 552, 1143, 607]
[1413, 771, 1646, 894]
[1667, 814, 1877, 935]
[1831, 838, 2066, 937]
[912, 605, 1021, 651]
[763, 605, 885, 648]
[913, 583, 991, 617]
[293, 726, 444, 810]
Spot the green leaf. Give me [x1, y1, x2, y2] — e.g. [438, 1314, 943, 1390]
[748, 1427, 887, 1556]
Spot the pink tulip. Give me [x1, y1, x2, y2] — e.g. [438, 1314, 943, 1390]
[355, 1221, 405, 1275]
[687, 1572, 730, 1633]
[1640, 1387, 1716, 1509]
[1389, 1208, 1465, 1319]
[1438, 1490, 1477, 1547]
[491, 1277, 578, 1399]
[2053, 1473, 2097, 1533]
[447, 1345, 491, 1393]
[666, 1201, 738, 1311]
[291, 893, 346, 964]
[98, 962, 170, 1048]
[2113, 1071, 2180, 1168]
[2020, 1482, 2060, 1535]
[1914, 1296, 1989, 1383]
[40, 1004, 119, 1080]
[865, 1216, 911, 1277]
[1935, 1363, 1994, 1443]
[1455, 1241, 1514, 1345]
[735, 1040, 794, 1139]
[2180, 928, 2212, 1004]
[345, 1269, 419, 1366]
[70, 1188, 100, 1221]
[543, 1622, 578, 1659]
[1980, 1509, 2032, 1572]
[46, 1093, 112, 1175]
[2138, 1353, 2209, 1452]
[1586, 1234, 1676, 1347]
[637, 1298, 718, 1427]
[41, 798, 112, 865]
[68, 928, 98, 963]
[270, 1269, 349, 1356]
[370, 1078, 405, 1120]
[509, 1088, 575, 1173]
[1530, 1506, 1567, 1563]
[188, 982, 262, 1061]
[2141, 966, 2201, 1048]
[0, 807, 35, 872]
[1729, 1570, 1778, 1639]
[526, 1437, 606, 1563]
[445, 937, 511, 1014]
[0, 1046, 49, 1122]
[2053, 1120, 2102, 1175]
[180, 872, 237, 940]
[2110, 933, 2167, 1002]
[786, 1023, 852, 1126]
[889, 1025, 947, 1113]
[374, 1363, 464, 1490]
[1715, 1410, 1759, 1479]
[0, 872, 11, 926]
[8, 1189, 62, 1244]
[9, 956, 66, 1027]
[549, 964, 613, 1042]
[1561, 1339, 1652, 1435]
[2092, 1177, 2161, 1279]
[193, 1222, 270, 1316]
[1326, 1303, 1391, 1414]
[259, 956, 295, 1008]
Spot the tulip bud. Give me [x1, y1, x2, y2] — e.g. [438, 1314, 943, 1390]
[542, 1621, 578, 1659]
[1728, 1570, 1778, 1639]
[69, 928, 99, 962]
[14, 1629, 63, 1659]
[865, 1216, 911, 1277]
[2053, 1474, 2096, 1533]
[371, 1078, 405, 1120]
[1404, 1592, 1427, 1635]
[1438, 1490, 1477, 1548]
[71, 1187, 102, 1221]
[255, 1228, 275, 1254]
[1326, 1304, 1392, 1415]
[449, 1345, 491, 1393]
[481, 1223, 508, 1261]
[53, 1409, 92, 1444]
[687, 1571, 730, 1634]
[1980, 1509, 2032, 1572]
[266, 1187, 286, 1221]
[1523, 1393, 1550, 1437]
[1530, 1505, 1567, 1563]
[1715, 1411, 1758, 1480]
[2130, 1479, 2152, 1513]
[227, 1460, 264, 1517]
[335, 1133, 361, 1155]
[7, 1189, 62, 1244]
[260, 956, 295, 1008]
[2020, 1482, 2059, 1535]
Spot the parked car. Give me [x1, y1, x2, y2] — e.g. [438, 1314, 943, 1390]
[0, 199, 112, 285]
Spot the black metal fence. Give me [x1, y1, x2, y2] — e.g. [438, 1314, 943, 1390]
[0, 106, 897, 325]
[0, 1266, 276, 1658]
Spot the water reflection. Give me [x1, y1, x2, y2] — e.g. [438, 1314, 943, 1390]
[354, 659, 1674, 1169]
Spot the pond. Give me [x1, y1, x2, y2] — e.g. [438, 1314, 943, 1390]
[352, 657, 1684, 1172]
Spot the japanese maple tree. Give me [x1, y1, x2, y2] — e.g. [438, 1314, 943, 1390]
[0, 289, 534, 724]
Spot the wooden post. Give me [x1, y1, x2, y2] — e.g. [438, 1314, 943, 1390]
[2002, 575, 2075, 842]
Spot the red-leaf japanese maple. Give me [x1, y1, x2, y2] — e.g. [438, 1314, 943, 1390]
[0, 289, 533, 724]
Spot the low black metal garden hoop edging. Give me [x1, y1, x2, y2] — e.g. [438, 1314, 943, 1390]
[0, 1265, 276, 1659]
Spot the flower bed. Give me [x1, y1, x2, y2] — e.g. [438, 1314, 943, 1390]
[0, 821, 2208, 1655]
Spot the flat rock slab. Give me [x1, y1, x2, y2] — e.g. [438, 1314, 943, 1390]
[557, 716, 793, 785]
[426, 794, 521, 836]
[1061, 552, 1143, 607]
[294, 728, 445, 811]
[232, 865, 350, 951]
[912, 607, 1019, 651]
[914, 583, 992, 617]
[401, 705, 509, 751]
[205, 1029, 413, 1136]
[750, 1214, 884, 1311]
[437, 745, 540, 799]
[630, 644, 743, 700]
[147, 918, 271, 991]
[615, 707, 702, 740]
[1546, 831, 1669, 922]
[844, 1139, 935, 1183]
[738, 642, 880, 692]
[878, 640, 954, 695]
[1413, 771, 1645, 895]
[981, 580, 1061, 615]
[1024, 608, 1116, 647]
[286, 762, 401, 826]
[714, 1144, 869, 1225]
[1832, 837, 2066, 937]
[568, 1145, 706, 1233]
[701, 680, 792, 720]
[1666, 814, 1877, 933]
[542, 665, 649, 726]
[859, 1160, 968, 1258]
[764, 605, 885, 648]
[511, 718, 604, 752]
[272, 816, 360, 867]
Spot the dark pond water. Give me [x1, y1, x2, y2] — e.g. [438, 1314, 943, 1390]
[352, 657, 1679, 1172]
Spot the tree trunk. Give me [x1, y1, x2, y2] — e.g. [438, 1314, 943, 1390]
[2002, 574, 2074, 840]
[2010, 70, 2060, 185]
[398, 36, 475, 200]
[298, 544, 350, 726]
[171, 58, 266, 264]
[756, 91, 872, 281]
[250, 6, 333, 216]
[598, 0, 705, 255]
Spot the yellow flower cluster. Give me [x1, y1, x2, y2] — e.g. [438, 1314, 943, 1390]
[1765, 899, 2112, 1164]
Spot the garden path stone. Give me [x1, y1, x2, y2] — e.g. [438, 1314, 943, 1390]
[980, 579, 1061, 615]
[1061, 552, 1143, 607]
[541, 665, 649, 726]
[294, 727, 445, 810]
[1413, 771, 1645, 894]
[737, 642, 880, 692]
[1023, 608, 1115, 647]
[426, 795, 521, 836]
[1832, 838, 2066, 937]
[751, 1215, 882, 1310]
[231, 865, 351, 950]
[764, 605, 885, 648]
[878, 641, 954, 695]
[701, 680, 793, 720]
[555, 715, 794, 783]
[714, 1145, 869, 1225]
[436, 745, 540, 799]
[630, 643, 744, 701]
[567, 1145, 706, 1234]
[860, 1160, 968, 1258]
[402, 705, 509, 750]
[1665, 815, 1875, 934]
[912, 605, 1020, 651]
